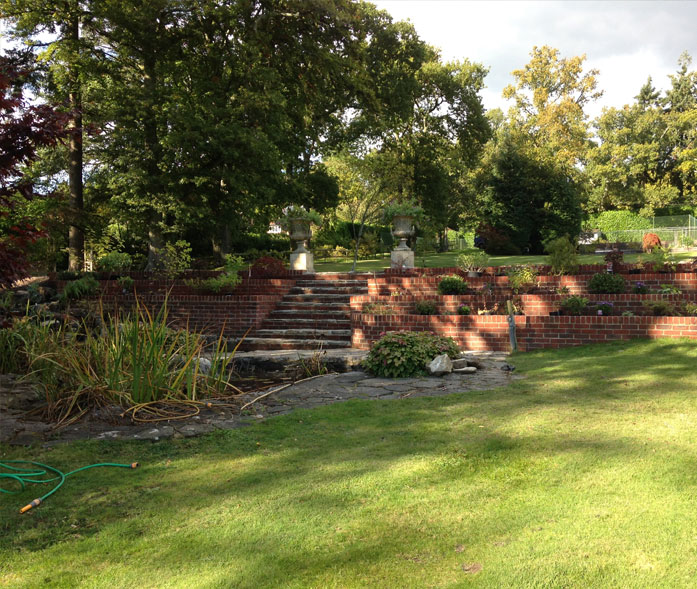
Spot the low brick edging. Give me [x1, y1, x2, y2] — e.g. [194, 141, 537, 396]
[350, 312, 697, 352]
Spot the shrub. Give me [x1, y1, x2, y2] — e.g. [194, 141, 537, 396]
[57, 270, 81, 281]
[595, 301, 615, 316]
[684, 302, 697, 316]
[603, 249, 624, 266]
[457, 304, 471, 315]
[155, 240, 192, 278]
[96, 252, 132, 274]
[639, 247, 676, 272]
[642, 233, 662, 252]
[588, 273, 625, 294]
[414, 300, 438, 315]
[117, 276, 135, 291]
[658, 284, 681, 295]
[437, 275, 469, 295]
[476, 223, 521, 255]
[560, 295, 589, 316]
[185, 255, 244, 293]
[362, 302, 393, 315]
[545, 235, 579, 275]
[61, 274, 100, 301]
[457, 250, 490, 273]
[632, 281, 649, 294]
[249, 256, 288, 277]
[622, 311, 635, 317]
[588, 210, 652, 233]
[507, 265, 538, 293]
[642, 300, 676, 316]
[362, 331, 459, 378]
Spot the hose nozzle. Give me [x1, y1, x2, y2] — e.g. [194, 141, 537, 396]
[19, 498, 41, 514]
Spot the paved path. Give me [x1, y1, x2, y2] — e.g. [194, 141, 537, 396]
[0, 352, 521, 447]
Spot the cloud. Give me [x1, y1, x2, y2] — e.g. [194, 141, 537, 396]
[372, 0, 697, 117]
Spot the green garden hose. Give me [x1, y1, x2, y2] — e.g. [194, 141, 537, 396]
[0, 460, 139, 513]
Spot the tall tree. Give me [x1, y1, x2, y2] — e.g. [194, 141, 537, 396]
[586, 53, 697, 215]
[325, 151, 394, 272]
[349, 29, 490, 245]
[0, 52, 67, 287]
[0, 0, 95, 270]
[503, 45, 603, 175]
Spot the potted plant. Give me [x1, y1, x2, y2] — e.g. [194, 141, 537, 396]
[457, 250, 490, 277]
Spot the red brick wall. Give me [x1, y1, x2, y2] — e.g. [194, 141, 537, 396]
[351, 312, 697, 352]
[352, 293, 697, 317]
[90, 277, 297, 337]
[366, 272, 697, 297]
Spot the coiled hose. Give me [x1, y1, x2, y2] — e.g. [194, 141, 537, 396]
[1, 460, 139, 513]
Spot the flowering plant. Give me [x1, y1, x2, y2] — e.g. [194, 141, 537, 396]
[595, 301, 615, 315]
[632, 281, 649, 294]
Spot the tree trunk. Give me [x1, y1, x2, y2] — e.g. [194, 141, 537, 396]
[67, 12, 84, 272]
[143, 45, 164, 271]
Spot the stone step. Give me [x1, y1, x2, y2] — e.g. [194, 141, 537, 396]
[239, 338, 352, 351]
[282, 294, 352, 303]
[261, 318, 351, 328]
[254, 328, 352, 340]
[289, 286, 368, 295]
[295, 280, 368, 288]
[267, 310, 351, 321]
[275, 302, 352, 313]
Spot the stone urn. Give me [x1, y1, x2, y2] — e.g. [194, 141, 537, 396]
[288, 218, 314, 273]
[390, 214, 415, 269]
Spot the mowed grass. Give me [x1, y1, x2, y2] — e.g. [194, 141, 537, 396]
[3, 339, 697, 587]
[313, 249, 697, 273]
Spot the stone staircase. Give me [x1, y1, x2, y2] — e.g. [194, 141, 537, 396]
[240, 278, 368, 350]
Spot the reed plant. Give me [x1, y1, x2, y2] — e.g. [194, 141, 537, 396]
[3, 297, 240, 420]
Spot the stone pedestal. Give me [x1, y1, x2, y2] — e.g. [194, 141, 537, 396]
[290, 251, 314, 273]
[390, 249, 414, 269]
[390, 213, 415, 269]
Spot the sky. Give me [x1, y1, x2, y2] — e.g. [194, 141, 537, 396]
[371, 0, 697, 120]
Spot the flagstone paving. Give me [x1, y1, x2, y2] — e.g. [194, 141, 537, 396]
[0, 352, 521, 447]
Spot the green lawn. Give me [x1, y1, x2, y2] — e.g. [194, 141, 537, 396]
[3, 339, 697, 587]
[313, 249, 696, 273]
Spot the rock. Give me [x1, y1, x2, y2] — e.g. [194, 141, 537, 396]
[428, 354, 453, 376]
[132, 426, 174, 441]
[197, 357, 212, 375]
[452, 358, 469, 369]
[334, 371, 367, 383]
[500, 363, 516, 372]
[453, 366, 477, 374]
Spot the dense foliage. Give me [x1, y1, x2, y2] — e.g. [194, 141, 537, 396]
[588, 273, 626, 294]
[362, 331, 459, 378]
[437, 275, 469, 295]
[1, 1, 695, 271]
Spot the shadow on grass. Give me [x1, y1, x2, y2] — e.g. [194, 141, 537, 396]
[3, 338, 697, 587]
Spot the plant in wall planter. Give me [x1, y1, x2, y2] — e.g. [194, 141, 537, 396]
[457, 250, 490, 277]
[383, 201, 424, 270]
[559, 295, 590, 316]
[595, 301, 615, 316]
[632, 281, 649, 294]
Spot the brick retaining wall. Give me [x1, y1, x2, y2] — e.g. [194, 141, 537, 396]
[351, 312, 697, 352]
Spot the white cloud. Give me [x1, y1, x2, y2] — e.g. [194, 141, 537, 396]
[372, 0, 697, 119]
